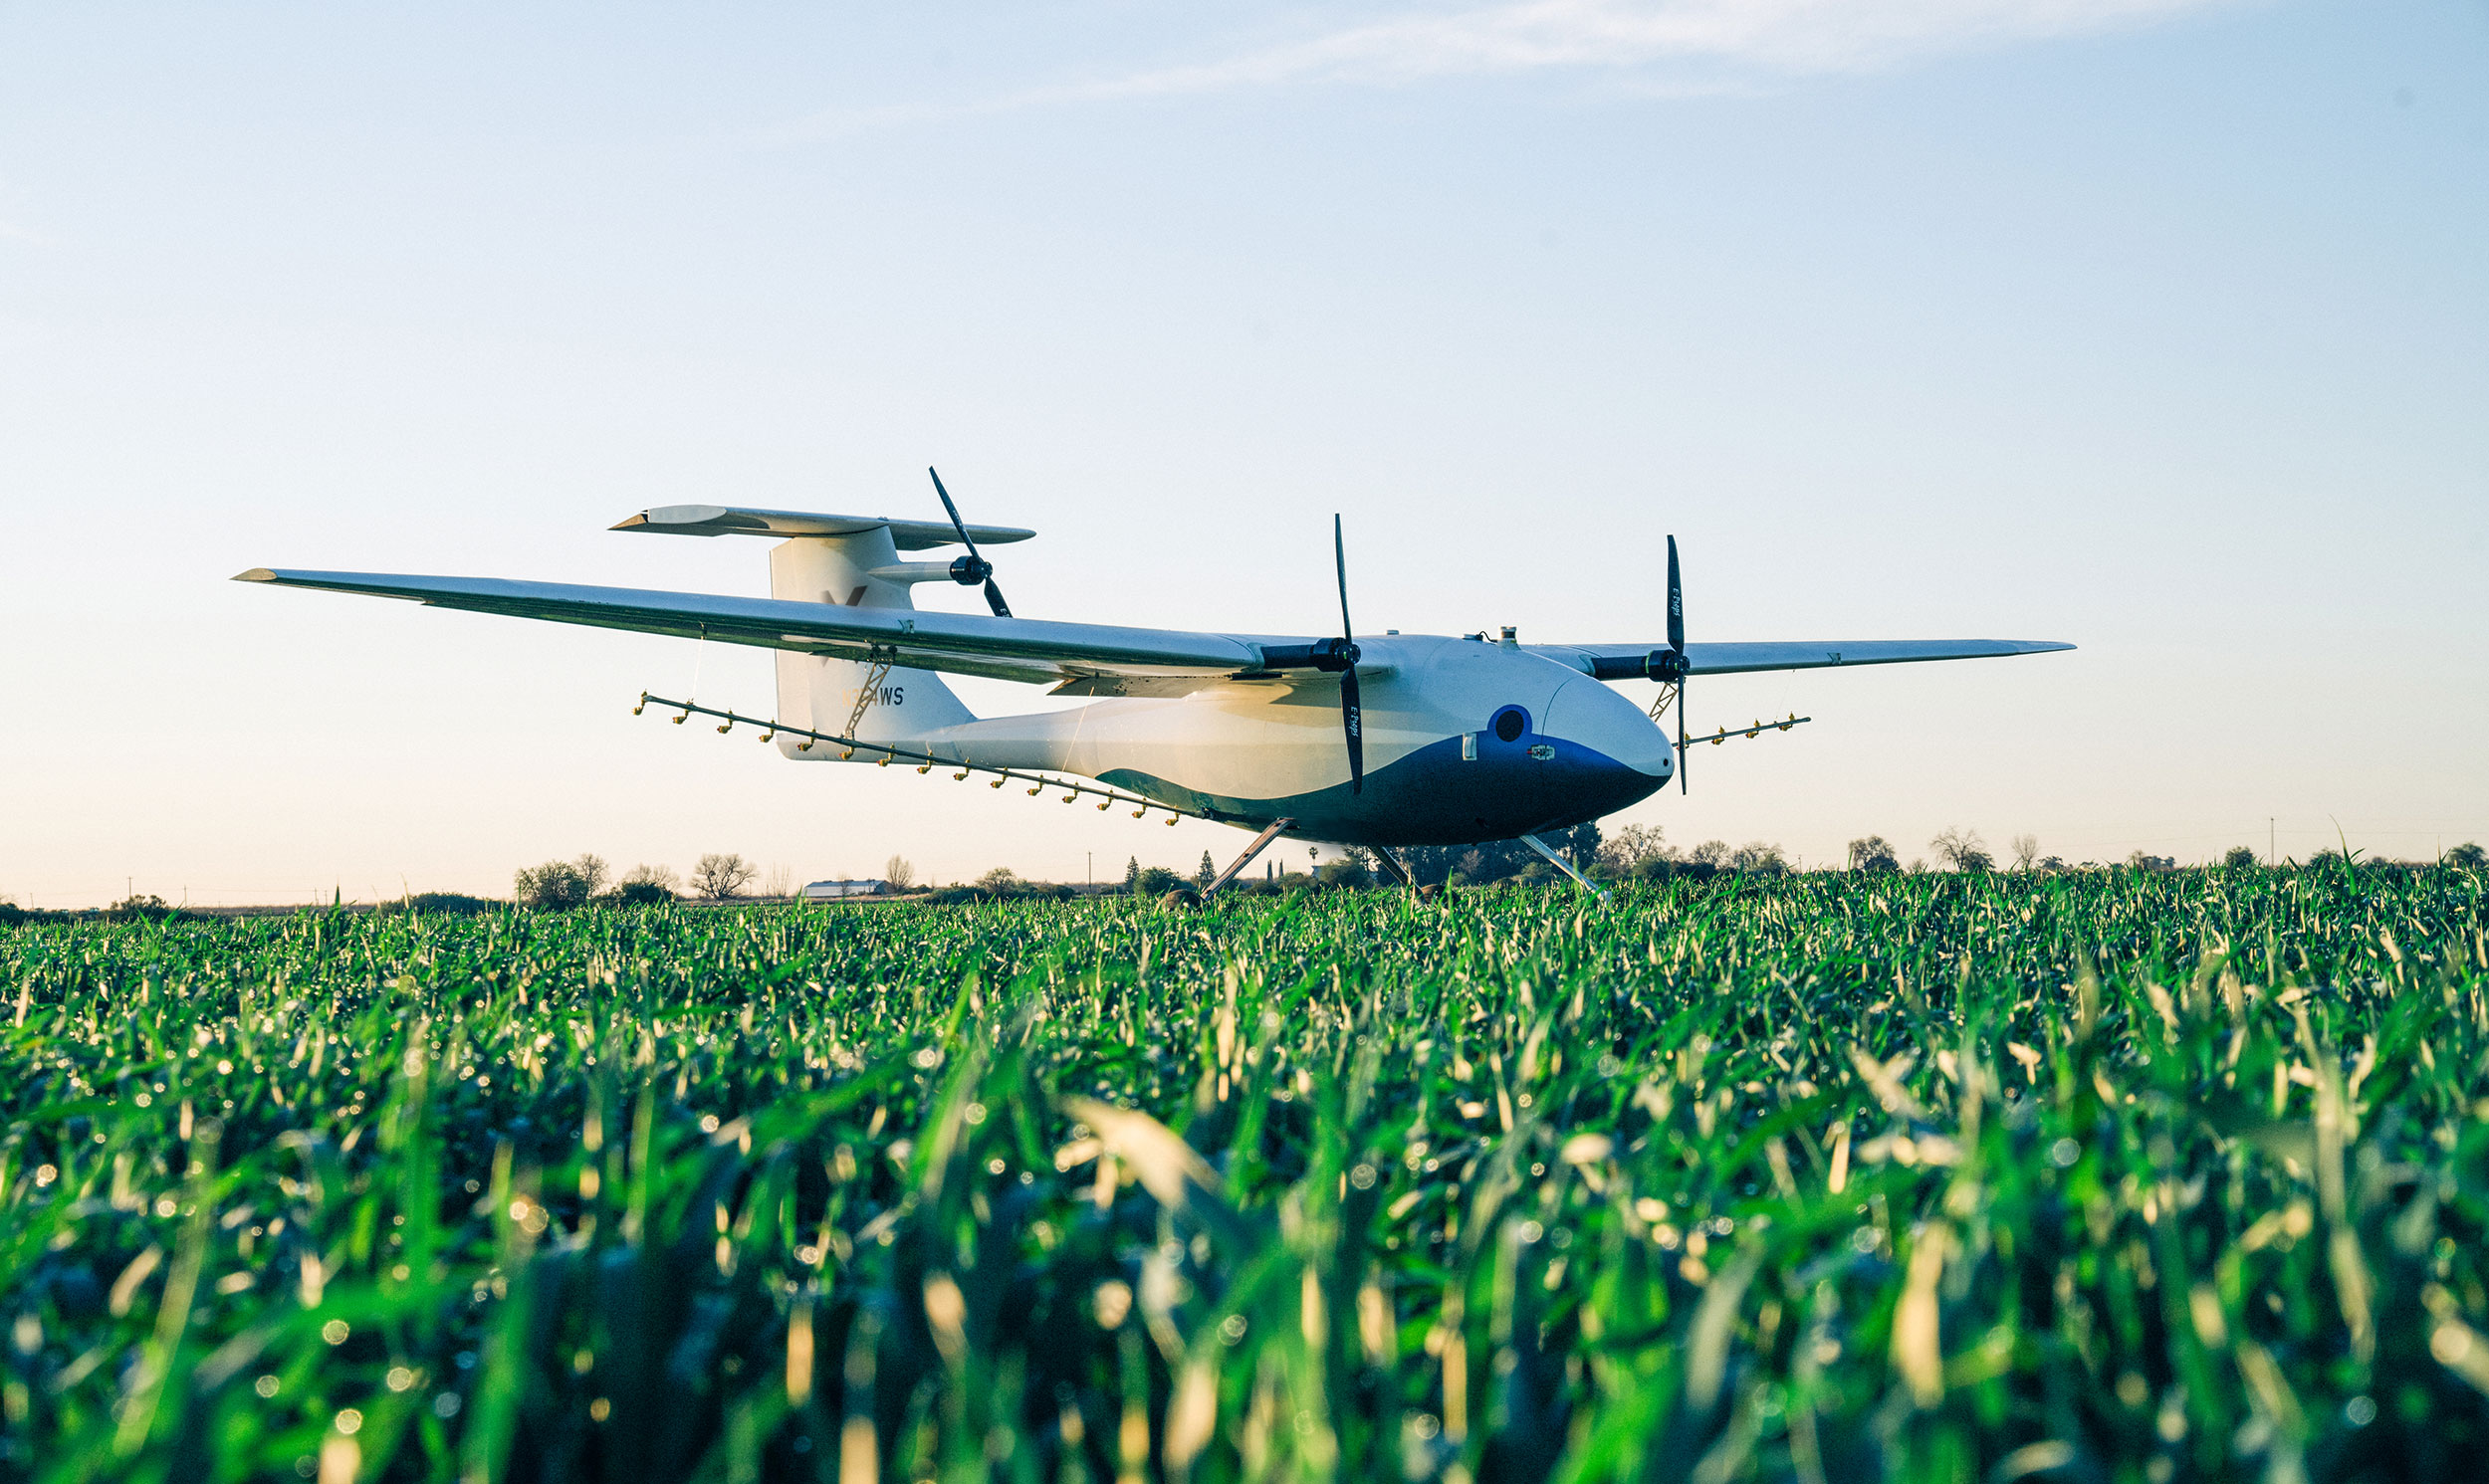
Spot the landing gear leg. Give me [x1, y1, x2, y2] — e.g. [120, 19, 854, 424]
[1370, 848, 1415, 890]
[1520, 833, 1608, 903]
[1205, 818, 1296, 896]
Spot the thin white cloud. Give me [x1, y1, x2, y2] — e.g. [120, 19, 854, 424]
[764, 0, 2246, 141]
[1087, 0, 2245, 94]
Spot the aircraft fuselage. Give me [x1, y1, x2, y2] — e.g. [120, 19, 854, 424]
[828, 635, 1674, 847]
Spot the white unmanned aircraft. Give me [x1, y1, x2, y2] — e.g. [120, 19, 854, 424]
[238, 473, 2070, 892]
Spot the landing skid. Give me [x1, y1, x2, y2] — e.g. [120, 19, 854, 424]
[1520, 833, 1607, 902]
[1205, 818, 1296, 895]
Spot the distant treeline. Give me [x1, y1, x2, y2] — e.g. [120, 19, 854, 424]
[8, 834, 2477, 925]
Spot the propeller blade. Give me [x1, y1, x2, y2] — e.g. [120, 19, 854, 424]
[928, 466, 1012, 618]
[1667, 532, 1686, 790]
[1334, 514, 1354, 641]
[1332, 514, 1362, 793]
[1340, 662, 1364, 794]
[1666, 533, 1684, 654]
[929, 467, 979, 560]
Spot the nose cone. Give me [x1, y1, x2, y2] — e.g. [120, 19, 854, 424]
[1497, 677, 1669, 830]
[1549, 677, 1674, 779]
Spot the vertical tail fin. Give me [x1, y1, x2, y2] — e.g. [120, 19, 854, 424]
[767, 530, 977, 755]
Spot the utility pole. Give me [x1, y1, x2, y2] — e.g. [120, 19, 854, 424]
[1086, 852, 1092, 892]
[2268, 817, 2275, 868]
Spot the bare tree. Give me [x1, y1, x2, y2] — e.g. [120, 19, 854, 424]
[1686, 840, 1729, 867]
[1597, 824, 1673, 874]
[616, 863, 678, 906]
[691, 852, 757, 901]
[1728, 841, 1788, 876]
[1929, 827, 1993, 872]
[884, 854, 917, 891]
[621, 863, 679, 893]
[2010, 834, 2039, 872]
[762, 864, 795, 900]
[1847, 835, 1900, 872]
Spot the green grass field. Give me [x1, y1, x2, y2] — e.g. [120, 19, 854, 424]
[5, 868, 2487, 1483]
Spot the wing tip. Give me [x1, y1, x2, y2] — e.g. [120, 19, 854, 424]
[232, 567, 278, 583]
[611, 505, 740, 535]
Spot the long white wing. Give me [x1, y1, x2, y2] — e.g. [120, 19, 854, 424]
[1529, 638, 2073, 678]
[237, 567, 2070, 687]
[235, 568, 1291, 686]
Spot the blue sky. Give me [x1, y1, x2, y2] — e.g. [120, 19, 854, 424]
[4, 1, 2484, 905]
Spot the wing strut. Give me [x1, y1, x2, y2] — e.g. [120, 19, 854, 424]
[1205, 818, 1296, 895]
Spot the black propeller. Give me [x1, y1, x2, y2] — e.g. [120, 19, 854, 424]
[1333, 515, 1363, 794]
[1655, 534, 1691, 792]
[927, 467, 1012, 618]
[1242, 518, 1366, 792]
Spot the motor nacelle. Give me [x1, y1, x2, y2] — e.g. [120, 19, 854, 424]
[1584, 649, 1689, 683]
